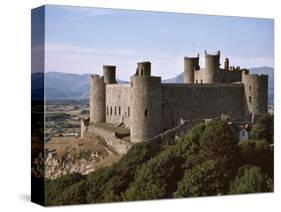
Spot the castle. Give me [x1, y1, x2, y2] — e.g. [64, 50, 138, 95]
[89, 50, 268, 143]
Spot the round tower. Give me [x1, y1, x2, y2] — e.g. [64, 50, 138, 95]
[224, 57, 229, 71]
[184, 54, 200, 84]
[130, 62, 161, 143]
[242, 70, 268, 115]
[136, 61, 151, 76]
[205, 50, 220, 83]
[103, 65, 116, 84]
[90, 74, 106, 123]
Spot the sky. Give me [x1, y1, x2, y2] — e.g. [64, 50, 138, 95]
[39, 5, 274, 80]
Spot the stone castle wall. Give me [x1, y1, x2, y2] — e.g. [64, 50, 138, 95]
[88, 125, 132, 155]
[194, 69, 242, 84]
[161, 83, 245, 130]
[103, 82, 246, 134]
[105, 84, 131, 127]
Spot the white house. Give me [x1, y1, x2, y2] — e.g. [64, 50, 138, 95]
[239, 128, 249, 142]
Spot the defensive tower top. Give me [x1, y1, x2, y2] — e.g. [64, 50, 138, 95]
[103, 65, 116, 84]
[136, 61, 151, 76]
[184, 53, 200, 71]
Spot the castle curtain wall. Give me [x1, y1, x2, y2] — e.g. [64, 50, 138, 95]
[105, 84, 131, 127]
[194, 69, 242, 84]
[161, 84, 245, 130]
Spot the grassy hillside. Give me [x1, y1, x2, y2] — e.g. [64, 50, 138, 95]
[45, 115, 273, 206]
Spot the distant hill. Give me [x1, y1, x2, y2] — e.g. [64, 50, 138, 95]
[162, 66, 274, 105]
[31, 72, 126, 101]
[31, 67, 274, 105]
[45, 72, 91, 100]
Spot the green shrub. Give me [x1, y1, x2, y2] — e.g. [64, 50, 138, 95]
[86, 141, 162, 203]
[229, 165, 273, 194]
[239, 139, 273, 178]
[45, 120, 273, 205]
[199, 121, 241, 181]
[250, 114, 274, 144]
[45, 173, 86, 205]
[174, 160, 224, 197]
[123, 145, 184, 200]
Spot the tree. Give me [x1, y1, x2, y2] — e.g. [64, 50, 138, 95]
[199, 122, 241, 183]
[123, 145, 184, 201]
[229, 165, 273, 194]
[86, 141, 162, 203]
[45, 173, 87, 206]
[239, 139, 273, 178]
[174, 160, 224, 197]
[250, 114, 274, 144]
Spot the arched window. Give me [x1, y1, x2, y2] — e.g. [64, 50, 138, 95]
[145, 109, 148, 117]
[114, 106, 117, 116]
[249, 96, 252, 103]
[119, 106, 121, 115]
[128, 107, 130, 117]
[249, 85, 252, 91]
[110, 107, 112, 115]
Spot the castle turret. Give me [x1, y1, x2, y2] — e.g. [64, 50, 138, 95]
[184, 54, 200, 84]
[103, 65, 116, 84]
[242, 70, 268, 116]
[205, 50, 220, 83]
[130, 62, 161, 143]
[90, 74, 106, 123]
[224, 58, 229, 71]
[136, 61, 151, 76]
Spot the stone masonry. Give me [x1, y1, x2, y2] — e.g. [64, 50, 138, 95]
[88, 50, 268, 144]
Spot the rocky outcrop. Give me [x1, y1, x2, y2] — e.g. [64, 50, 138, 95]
[45, 146, 105, 179]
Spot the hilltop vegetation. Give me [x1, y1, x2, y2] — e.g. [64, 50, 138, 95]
[45, 114, 273, 206]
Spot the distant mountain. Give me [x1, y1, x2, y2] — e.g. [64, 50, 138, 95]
[31, 67, 274, 105]
[162, 66, 274, 105]
[162, 72, 184, 84]
[45, 72, 91, 100]
[31, 72, 127, 101]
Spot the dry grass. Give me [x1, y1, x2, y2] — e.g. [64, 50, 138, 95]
[45, 132, 122, 171]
